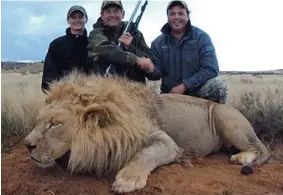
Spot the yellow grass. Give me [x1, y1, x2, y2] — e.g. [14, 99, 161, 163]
[221, 75, 283, 142]
[1, 73, 283, 153]
[1, 73, 45, 150]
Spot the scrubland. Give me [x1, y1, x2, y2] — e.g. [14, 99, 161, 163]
[1, 73, 283, 161]
[1, 72, 283, 195]
[1, 73, 45, 150]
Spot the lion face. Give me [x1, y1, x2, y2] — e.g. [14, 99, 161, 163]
[24, 102, 75, 168]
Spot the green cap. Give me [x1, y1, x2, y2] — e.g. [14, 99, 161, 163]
[67, 5, 88, 20]
[167, 0, 189, 12]
[101, 1, 123, 10]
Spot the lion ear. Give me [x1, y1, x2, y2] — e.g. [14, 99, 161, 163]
[81, 103, 114, 128]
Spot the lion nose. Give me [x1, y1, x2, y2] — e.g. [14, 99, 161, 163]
[23, 139, 36, 153]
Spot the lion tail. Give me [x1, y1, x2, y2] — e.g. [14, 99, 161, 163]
[240, 142, 269, 175]
[253, 141, 270, 166]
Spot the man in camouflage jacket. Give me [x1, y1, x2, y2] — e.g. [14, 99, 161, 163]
[87, 1, 153, 83]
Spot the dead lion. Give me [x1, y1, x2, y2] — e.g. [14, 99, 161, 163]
[24, 71, 269, 194]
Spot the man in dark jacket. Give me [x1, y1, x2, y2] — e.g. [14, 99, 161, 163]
[41, 5, 90, 93]
[87, 1, 153, 83]
[143, 0, 227, 104]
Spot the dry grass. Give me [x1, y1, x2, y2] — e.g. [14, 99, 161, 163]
[1, 73, 283, 156]
[1, 73, 45, 150]
[221, 75, 283, 144]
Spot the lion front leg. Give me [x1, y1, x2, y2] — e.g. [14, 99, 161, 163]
[111, 130, 184, 194]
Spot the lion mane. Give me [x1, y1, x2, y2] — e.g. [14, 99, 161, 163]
[45, 71, 160, 176]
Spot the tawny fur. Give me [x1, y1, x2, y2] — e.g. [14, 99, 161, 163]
[44, 71, 159, 175]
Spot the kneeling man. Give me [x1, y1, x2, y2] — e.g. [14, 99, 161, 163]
[142, 0, 227, 104]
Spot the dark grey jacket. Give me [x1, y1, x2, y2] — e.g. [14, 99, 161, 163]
[147, 21, 219, 94]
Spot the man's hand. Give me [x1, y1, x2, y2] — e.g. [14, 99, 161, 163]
[119, 32, 133, 49]
[170, 84, 186, 94]
[136, 57, 154, 73]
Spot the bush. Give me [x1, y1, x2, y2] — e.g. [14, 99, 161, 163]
[235, 89, 283, 142]
[223, 75, 283, 149]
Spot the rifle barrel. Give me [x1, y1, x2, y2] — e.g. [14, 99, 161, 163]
[105, 0, 148, 76]
[135, 0, 148, 29]
[118, 0, 142, 47]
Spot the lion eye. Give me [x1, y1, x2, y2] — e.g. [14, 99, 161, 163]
[47, 122, 61, 129]
[46, 123, 53, 129]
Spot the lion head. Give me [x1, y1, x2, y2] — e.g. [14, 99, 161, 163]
[24, 101, 74, 168]
[24, 71, 157, 176]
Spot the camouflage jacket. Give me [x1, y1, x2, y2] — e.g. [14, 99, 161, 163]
[87, 17, 152, 83]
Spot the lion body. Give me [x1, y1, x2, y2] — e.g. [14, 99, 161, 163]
[24, 71, 269, 193]
[155, 94, 268, 164]
[155, 94, 222, 157]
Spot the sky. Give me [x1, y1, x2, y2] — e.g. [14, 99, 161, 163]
[1, 0, 283, 71]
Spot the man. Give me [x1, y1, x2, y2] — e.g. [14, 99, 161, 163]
[41, 5, 90, 93]
[144, 0, 228, 104]
[87, 0, 153, 83]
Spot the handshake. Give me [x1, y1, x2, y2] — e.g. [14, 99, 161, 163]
[136, 57, 154, 73]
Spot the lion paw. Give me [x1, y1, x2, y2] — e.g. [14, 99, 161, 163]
[111, 167, 150, 194]
[230, 151, 257, 165]
[175, 156, 194, 168]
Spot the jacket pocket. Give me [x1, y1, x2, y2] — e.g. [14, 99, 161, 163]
[182, 41, 200, 76]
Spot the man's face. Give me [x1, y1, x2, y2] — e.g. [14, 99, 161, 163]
[101, 5, 124, 27]
[167, 5, 188, 32]
[68, 11, 87, 31]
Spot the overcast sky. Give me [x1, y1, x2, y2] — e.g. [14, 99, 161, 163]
[1, 0, 283, 71]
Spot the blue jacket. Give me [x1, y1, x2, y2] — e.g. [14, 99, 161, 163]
[147, 21, 219, 94]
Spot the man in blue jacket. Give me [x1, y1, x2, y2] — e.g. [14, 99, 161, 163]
[142, 0, 227, 104]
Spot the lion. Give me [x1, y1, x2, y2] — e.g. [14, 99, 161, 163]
[24, 71, 269, 194]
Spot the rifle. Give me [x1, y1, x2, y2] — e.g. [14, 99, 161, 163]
[104, 0, 149, 77]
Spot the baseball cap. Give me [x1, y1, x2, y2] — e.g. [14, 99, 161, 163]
[101, 1, 123, 10]
[67, 5, 88, 20]
[167, 0, 189, 13]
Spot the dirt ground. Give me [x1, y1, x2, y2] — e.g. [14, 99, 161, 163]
[2, 139, 283, 195]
